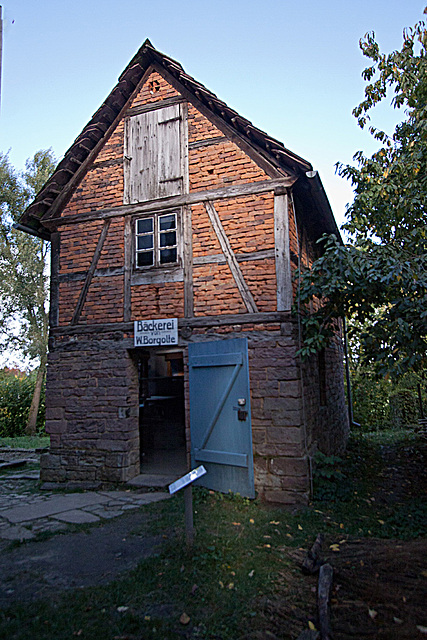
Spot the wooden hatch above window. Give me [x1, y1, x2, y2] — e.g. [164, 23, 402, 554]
[124, 103, 186, 204]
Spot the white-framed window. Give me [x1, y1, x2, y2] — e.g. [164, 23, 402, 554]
[135, 211, 178, 268]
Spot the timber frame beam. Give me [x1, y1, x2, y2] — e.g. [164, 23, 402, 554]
[70, 220, 111, 325]
[50, 310, 293, 337]
[44, 177, 297, 229]
[205, 200, 258, 314]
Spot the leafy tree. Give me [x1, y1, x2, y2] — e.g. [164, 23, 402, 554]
[297, 15, 427, 377]
[0, 368, 46, 437]
[0, 150, 56, 433]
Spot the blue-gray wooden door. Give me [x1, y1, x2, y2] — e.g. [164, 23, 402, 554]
[188, 338, 255, 498]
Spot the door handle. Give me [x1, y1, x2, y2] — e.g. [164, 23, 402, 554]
[233, 406, 248, 421]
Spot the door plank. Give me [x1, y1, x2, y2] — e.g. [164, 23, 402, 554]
[194, 450, 248, 468]
[191, 353, 243, 367]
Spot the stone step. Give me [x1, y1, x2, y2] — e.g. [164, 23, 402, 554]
[126, 473, 178, 489]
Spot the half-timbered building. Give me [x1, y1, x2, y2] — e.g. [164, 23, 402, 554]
[18, 40, 349, 502]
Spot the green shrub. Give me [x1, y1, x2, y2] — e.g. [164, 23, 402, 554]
[351, 369, 391, 430]
[0, 370, 45, 437]
[312, 451, 351, 501]
[389, 389, 419, 429]
[350, 367, 426, 431]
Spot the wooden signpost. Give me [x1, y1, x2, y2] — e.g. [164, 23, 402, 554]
[169, 465, 207, 547]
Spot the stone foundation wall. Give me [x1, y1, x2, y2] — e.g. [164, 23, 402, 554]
[41, 338, 140, 487]
[247, 323, 310, 504]
[301, 328, 350, 456]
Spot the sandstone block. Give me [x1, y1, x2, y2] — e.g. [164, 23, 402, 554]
[46, 420, 67, 435]
[264, 489, 308, 505]
[40, 452, 62, 469]
[252, 428, 266, 445]
[255, 443, 304, 457]
[266, 427, 302, 445]
[269, 456, 308, 477]
[264, 397, 302, 412]
[40, 467, 67, 482]
[45, 406, 64, 421]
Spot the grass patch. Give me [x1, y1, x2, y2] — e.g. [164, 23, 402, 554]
[311, 429, 427, 539]
[353, 428, 418, 445]
[0, 436, 50, 450]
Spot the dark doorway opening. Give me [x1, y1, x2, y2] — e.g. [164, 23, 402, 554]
[137, 350, 187, 476]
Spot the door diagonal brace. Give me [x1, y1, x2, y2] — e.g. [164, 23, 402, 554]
[196, 362, 241, 451]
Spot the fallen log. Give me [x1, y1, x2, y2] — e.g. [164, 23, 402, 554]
[318, 563, 333, 640]
[302, 533, 324, 574]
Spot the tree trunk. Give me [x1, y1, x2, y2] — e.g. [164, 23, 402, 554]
[25, 363, 45, 435]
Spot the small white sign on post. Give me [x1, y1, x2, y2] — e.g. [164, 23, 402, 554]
[134, 318, 178, 348]
[168, 465, 207, 495]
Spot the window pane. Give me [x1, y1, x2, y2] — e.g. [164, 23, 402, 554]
[159, 214, 176, 231]
[160, 247, 177, 264]
[160, 231, 176, 247]
[137, 235, 154, 250]
[137, 251, 154, 267]
[137, 218, 153, 234]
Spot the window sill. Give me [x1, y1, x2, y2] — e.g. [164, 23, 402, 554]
[131, 266, 183, 285]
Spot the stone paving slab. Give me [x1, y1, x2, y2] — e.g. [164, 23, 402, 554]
[27, 519, 68, 535]
[0, 458, 31, 470]
[0, 525, 35, 540]
[97, 490, 145, 501]
[3, 492, 112, 523]
[116, 503, 140, 511]
[52, 510, 101, 524]
[0, 488, 172, 541]
[0, 458, 173, 543]
[82, 506, 126, 520]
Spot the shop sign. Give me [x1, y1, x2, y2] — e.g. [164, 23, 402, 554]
[134, 318, 178, 347]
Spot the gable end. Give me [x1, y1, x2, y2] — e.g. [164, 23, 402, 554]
[19, 40, 321, 239]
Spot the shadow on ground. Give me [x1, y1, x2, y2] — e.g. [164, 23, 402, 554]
[0, 509, 166, 607]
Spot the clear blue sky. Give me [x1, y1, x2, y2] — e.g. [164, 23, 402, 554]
[0, 0, 424, 227]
